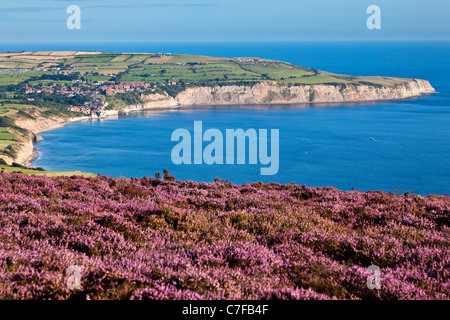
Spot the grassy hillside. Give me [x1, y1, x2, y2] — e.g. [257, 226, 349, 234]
[0, 165, 96, 177]
[0, 171, 448, 300]
[0, 51, 409, 87]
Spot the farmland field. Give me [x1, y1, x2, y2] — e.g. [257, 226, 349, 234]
[0, 51, 412, 87]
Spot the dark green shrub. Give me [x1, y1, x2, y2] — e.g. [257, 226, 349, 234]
[12, 162, 27, 169]
[0, 116, 13, 127]
[17, 110, 36, 120]
[2, 145, 16, 158]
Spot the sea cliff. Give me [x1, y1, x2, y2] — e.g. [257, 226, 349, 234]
[122, 79, 435, 110]
[174, 79, 435, 105]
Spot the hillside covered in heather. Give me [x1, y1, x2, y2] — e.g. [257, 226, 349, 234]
[0, 172, 448, 300]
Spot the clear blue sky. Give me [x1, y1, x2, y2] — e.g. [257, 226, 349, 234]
[0, 0, 449, 42]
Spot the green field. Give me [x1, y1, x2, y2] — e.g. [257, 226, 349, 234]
[0, 51, 413, 87]
[0, 127, 16, 155]
[0, 165, 96, 177]
[0, 127, 15, 140]
[0, 71, 50, 85]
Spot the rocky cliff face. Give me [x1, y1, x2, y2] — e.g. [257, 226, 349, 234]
[15, 115, 68, 134]
[174, 79, 435, 106]
[0, 135, 34, 166]
[135, 79, 435, 109]
[13, 139, 34, 166]
[1, 115, 67, 166]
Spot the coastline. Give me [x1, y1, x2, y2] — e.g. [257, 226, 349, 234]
[10, 78, 436, 168]
[17, 103, 182, 167]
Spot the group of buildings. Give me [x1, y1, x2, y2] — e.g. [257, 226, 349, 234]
[23, 79, 180, 98]
[67, 100, 108, 117]
[24, 83, 101, 97]
[22, 80, 166, 117]
[21, 72, 185, 117]
[100, 82, 154, 95]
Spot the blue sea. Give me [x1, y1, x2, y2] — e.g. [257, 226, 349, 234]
[4, 41, 448, 195]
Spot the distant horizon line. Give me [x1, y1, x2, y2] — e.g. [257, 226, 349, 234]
[1, 39, 450, 44]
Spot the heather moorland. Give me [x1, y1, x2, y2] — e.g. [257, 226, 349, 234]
[0, 172, 448, 300]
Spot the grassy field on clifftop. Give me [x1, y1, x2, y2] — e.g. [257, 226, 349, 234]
[0, 51, 410, 87]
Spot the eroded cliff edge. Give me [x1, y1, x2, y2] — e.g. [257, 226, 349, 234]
[171, 79, 435, 106]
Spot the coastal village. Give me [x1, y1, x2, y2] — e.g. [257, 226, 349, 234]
[24, 79, 163, 97]
[67, 99, 108, 117]
[21, 69, 180, 117]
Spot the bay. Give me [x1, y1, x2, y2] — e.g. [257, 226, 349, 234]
[17, 41, 449, 195]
